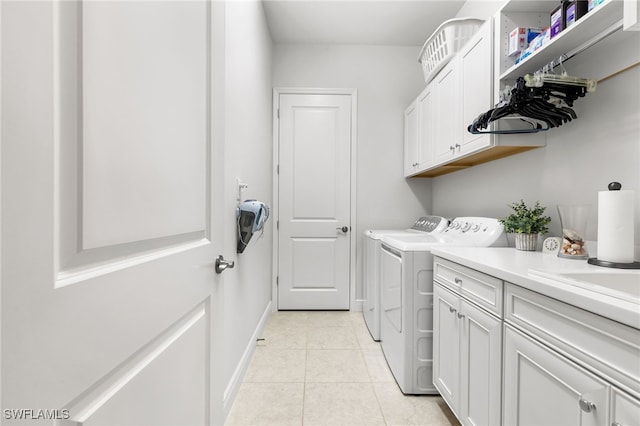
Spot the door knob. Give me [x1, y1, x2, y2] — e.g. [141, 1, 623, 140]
[336, 226, 349, 233]
[215, 255, 235, 274]
[578, 398, 596, 413]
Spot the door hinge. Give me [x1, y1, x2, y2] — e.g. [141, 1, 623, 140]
[277, 164, 279, 174]
[277, 108, 280, 119]
[276, 276, 279, 286]
[276, 220, 279, 230]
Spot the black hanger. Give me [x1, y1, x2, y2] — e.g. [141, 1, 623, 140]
[467, 74, 588, 135]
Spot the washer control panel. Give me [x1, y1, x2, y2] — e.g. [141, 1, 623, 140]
[443, 217, 507, 247]
[410, 216, 449, 234]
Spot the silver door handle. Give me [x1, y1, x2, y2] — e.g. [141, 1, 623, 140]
[336, 226, 349, 233]
[215, 255, 235, 274]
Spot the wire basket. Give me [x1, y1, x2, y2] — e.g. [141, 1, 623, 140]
[419, 17, 485, 84]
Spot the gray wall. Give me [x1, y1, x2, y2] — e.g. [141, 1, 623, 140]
[273, 44, 433, 305]
[223, 0, 274, 412]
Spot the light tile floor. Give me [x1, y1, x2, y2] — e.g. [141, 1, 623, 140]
[225, 311, 460, 426]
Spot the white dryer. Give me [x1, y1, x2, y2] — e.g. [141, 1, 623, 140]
[362, 216, 448, 341]
[379, 217, 506, 394]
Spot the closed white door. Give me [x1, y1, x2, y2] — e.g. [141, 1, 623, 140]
[276, 92, 353, 310]
[1, 1, 226, 424]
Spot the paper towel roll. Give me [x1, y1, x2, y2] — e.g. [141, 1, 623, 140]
[597, 189, 635, 263]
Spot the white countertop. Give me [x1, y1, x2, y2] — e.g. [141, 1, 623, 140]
[430, 247, 640, 330]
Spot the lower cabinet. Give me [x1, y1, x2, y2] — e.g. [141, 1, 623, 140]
[503, 324, 609, 426]
[433, 282, 502, 426]
[504, 282, 640, 426]
[433, 257, 640, 426]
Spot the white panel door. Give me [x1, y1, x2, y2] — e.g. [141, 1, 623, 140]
[277, 92, 352, 310]
[1, 1, 226, 425]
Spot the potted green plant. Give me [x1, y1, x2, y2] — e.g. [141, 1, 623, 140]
[499, 200, 552, 251]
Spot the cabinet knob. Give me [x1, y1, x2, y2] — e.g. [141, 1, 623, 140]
[455, 143, 461, 149]
[578, 398, 596, 413]
[457, 312, 466, 319]
[449, 306, 457, 313]
[454, 277, 463, 284]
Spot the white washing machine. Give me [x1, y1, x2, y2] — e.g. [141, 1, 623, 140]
[379, 217, 506, 394]
[362, 216, 448, 341]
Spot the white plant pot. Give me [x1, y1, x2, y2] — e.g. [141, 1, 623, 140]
[515, 233, 538, 251]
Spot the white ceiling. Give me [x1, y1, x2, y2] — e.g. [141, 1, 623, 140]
[262, 0, 467, 46]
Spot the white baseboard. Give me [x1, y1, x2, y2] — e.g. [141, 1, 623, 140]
[222, 300, 272, 419]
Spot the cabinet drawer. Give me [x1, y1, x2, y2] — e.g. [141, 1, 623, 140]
[505, 283, 640, 399]
[434, 258, 503, 316]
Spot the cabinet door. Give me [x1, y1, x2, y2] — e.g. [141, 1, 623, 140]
[417, 84, 435, 169]
[433, 283, 461, 414]
[460, 20, 493, 155]
[433, 59, 460, 165]
[611, 388, 640, 426]
[503, 325, 609, 426]
[403, 100, 419, 176]
[459, 299, 502, 426]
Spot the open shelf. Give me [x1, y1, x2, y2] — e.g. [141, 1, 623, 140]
[499, 0, 624, 81]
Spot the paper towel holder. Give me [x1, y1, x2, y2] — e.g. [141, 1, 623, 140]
[587, 181, 640, 269]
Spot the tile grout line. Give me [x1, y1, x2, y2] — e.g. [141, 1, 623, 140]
[356, 315, 390, 426]
[301, 320, 308, 426]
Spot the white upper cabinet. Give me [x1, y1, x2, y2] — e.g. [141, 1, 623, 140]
[404, 19, 545, 178]
[403, 100, 419, 176]
[417, 84, 436, 169]
[433, 59, 460, 166]
[460, 20, 493, 155]
[404, 83, 438, 177]
[405, 1, 632, 177]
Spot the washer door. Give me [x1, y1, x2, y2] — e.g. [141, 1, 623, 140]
[381, 244, 403, 333]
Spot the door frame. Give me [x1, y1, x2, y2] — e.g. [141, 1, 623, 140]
[272, 87, 358, 311]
